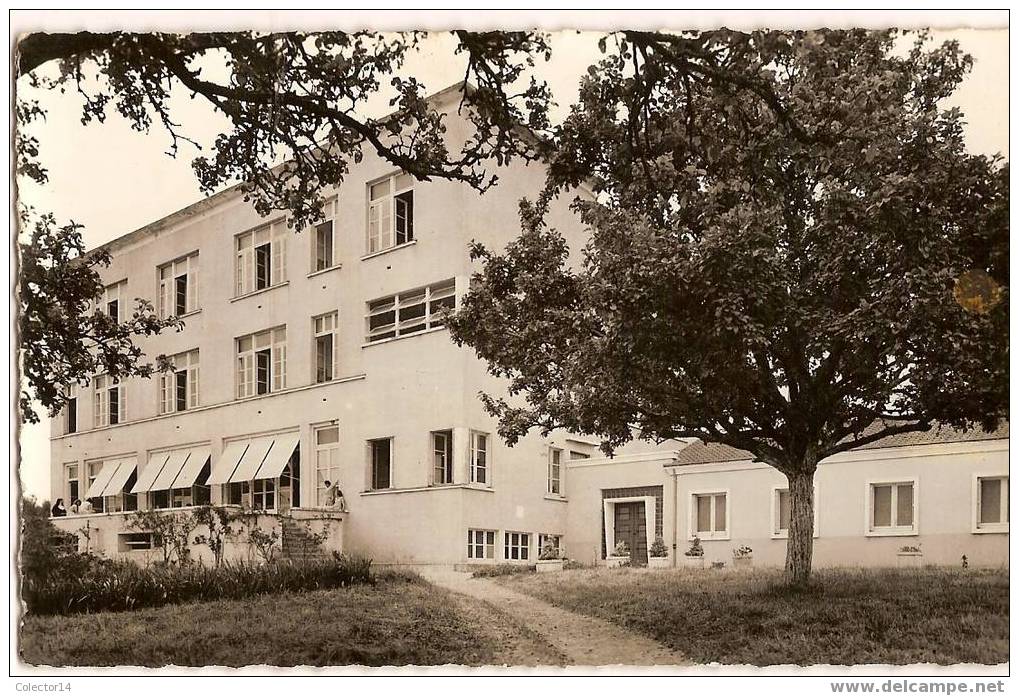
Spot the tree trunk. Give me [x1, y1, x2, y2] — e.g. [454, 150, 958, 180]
[784, 468, 816, 586]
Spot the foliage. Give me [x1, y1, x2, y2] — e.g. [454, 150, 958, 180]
[611, 540, 630, 557]
[191, 504, 242, 567]
[499, 566, 1009, 665]
[449, 29, 1009, 585]
[898, 544, 922, 554]
[22, 552, 376, 616]
[684, 537, 704, 557]
[732, 545, 754, 560]
[126, 508, 200, 565]
[538, 542, 561, 561]
[239, 516, 282, 564]
[649, 536, 669, 558]
[20, 497, 84, 583]
[470, 563, 535, 578]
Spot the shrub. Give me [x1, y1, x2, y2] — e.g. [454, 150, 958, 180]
[649, 537, 669, 558]
[538, 542, 560, 561]
[22, 552, 377, 616]
[899, 544, 922, 554]
[612, 540, 629, 557]
[732, 544, 753, 559]
[685, 537, 704, 557]
[470, 563, 535, 578]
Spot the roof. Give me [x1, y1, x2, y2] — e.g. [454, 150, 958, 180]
[671, 421, 1009, 467]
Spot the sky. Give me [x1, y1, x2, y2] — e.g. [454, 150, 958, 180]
[14, 21, 1009, 501]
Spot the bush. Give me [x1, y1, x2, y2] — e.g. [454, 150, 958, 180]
[649, 537, 669, 558]
[470, 563, 535, 578]
[22, 551, 377, 616]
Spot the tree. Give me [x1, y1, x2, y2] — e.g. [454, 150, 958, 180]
[16, 30, 553, 422]
[448, 29, 1009, 585]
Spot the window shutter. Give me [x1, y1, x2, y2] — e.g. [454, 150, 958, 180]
[272, 342, 287, 391]
[188, 259, 199, 312]
[190, 366, 200, 408]
[272, 229, 287, 283]
[381, 198, 393, 249]
[158, 275, 169, 319]
[118, 385, 126, 423]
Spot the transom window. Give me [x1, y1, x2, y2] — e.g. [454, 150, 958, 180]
[367, 172, 414, 254]
[365, 279, 455, 343]
[432, 430, 453, 485]
[504, 532, 530, 561]
[236, 327, 287, 398]
[868, 481, 916, 534]
[976, 476, 1009, 531]
[312, 197, 338, 272]
[100, 280, 126, 323]
[159, 349, 199, 414]
[158, 252, 199, 317]
[235, 219, 288, 296]
[547, 448, 563, 495]
[93, 374, 125, 427]
[467, 529, 495, 560]
[369, 438, 393, 490]
[470, 431, 489, 485]
[313, 311, 339, 383]
[693, 492, 727, 538]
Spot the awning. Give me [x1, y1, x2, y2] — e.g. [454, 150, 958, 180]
[254, 433, 300, 480]
[151, 448, 190, 491]
[132, 452, 169, 494]
[172, 446, 212, 489]
[228, 437, 275, 483]
[207, 441, 249, 486]
[83, 460, 119, 499]
[100, 457, 138, 497]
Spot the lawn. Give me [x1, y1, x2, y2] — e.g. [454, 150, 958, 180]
[21, 572, 512, 667]
[497, 566, 1009, 666]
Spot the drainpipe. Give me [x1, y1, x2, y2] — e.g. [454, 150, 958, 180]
[670, 462, 679, 568]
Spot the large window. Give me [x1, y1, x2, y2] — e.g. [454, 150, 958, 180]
[365, 279, 455, 343]
[159, 349, 199, 414]
[692, 492, 728, 539]
[467, 529, 495, 560]
[101, 280, 126, 323]
[311, 198, 337, 271]
[504, 532, 530, 561]
[547, 448, 563, 496]
[369, 438, 392, 490]
[93, 374, 125, 427]
[64, 463, 80, 504]
[313, 311, 339, 383]
[235, 220, 288, 295]
[470, 431, 489, 485]
[366, 172, 414, 254]
[432, 430, 453, 485]
[236, 326, 287, 398]
[158, 252, 199, 317]
[315, 424, 341, 506]
[975, 475, 1009, 532]
[867, 480, 916, 535]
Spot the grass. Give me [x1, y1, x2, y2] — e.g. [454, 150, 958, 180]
[470, 563, 536, 578]
[20, 572, 502, 667]
[497, 566, 1009, 665]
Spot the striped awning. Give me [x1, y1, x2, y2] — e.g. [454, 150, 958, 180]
[254, 433, 300, 481]
[228, 437, 275, 483]
[151, 449, 190, 491]
[172, 447, 212, 489]
[207, 440, 249, 486]
[83, 460, 119, 499]
[99, 457, 137, 497]
[132, 452, 169, 494]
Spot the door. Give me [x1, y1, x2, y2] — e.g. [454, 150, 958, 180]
[613, 501, 648, 565]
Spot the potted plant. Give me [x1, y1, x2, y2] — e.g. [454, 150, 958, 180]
[732, 544, 754, 569]
[897, 543, 923, 569]
[605, 540, 630, 568]
[648, 536, 670, 569]
[682, 536, 705, 569]
[536, 542, 565, 573]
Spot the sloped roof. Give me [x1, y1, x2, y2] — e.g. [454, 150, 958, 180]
[671, 421, 1009, 467]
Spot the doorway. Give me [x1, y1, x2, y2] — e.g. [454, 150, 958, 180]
[613, 501, 648, 565]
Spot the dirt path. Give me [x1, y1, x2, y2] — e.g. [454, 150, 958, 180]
[421, 568, 689, 666]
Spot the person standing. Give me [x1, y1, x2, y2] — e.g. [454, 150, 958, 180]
[50, 499, 67, 517]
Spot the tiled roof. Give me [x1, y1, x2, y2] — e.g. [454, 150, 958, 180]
[670, 421, 1009, 467]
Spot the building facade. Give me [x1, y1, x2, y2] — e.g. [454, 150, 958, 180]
[48, 85, 599, 566]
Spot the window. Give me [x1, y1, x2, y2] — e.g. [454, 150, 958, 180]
[64, 463, 79, 504]
[235, 220, 288, 295]
[236, 327, 287, 398]
[227, 481, 248, 507]
[106, 469, 138, 514]
[85, 461, 106, 512]
[313, 312, 339, 383]
[367, 172, 414, 254]
[118, 532, 160, 552]
[365, 279, 455, 343]
[101, 280, 126, 322]
[159, 349, 199, 414]
[470, 431, 489, 485]
[252, 479, 275, 510]
[150, 489, 171, 510]
[432, 430, 453, 485]
[158, 252, 199, 317]
[467, 529, 496, 560]
[537, 534, 562, 558]
[867, 480, 916, 535]
[975, 475, 1009, 532]
[547, 448, 563, 496]
[312, 198, 338, 271]
[569, 451, 591, 460]
[369, 438, 392, 490]
[692, 492, 727, 538]
[63, 385, 78, 434]
[315, 424, 341, 506]
[93, 374, 125, 427]
[504, 532, 530, 561]
[772, 486, 820, 538]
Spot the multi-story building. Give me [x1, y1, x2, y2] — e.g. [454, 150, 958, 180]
[48, 83, 601, 565]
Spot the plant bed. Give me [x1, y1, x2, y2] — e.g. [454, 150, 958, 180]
[647, 536, 670, 569]
[648, 556, 671, 570]
[604, 555, 630, 569]
[896, 552, 924, 569]
[536, 559, 565, 573]
[681, 555, 705, 569]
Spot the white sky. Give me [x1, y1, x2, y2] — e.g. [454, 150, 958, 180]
[13, 15, 1009, 501]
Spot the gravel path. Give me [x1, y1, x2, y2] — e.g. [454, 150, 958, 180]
[421, 568, 689, 667]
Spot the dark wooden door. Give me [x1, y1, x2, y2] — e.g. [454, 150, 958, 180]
[614, 502, 648, 565]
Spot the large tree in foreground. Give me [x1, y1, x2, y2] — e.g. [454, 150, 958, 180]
[449, 29, 1009, 585]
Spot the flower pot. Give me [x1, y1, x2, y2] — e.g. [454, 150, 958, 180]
[681, 555, 705, 569]
[605, 555, 630, 568]
[647, 556, 670, 570]
[897, 552, 923, 569]
[536, 559, 565, 573]
[733, 556, 753, 569]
